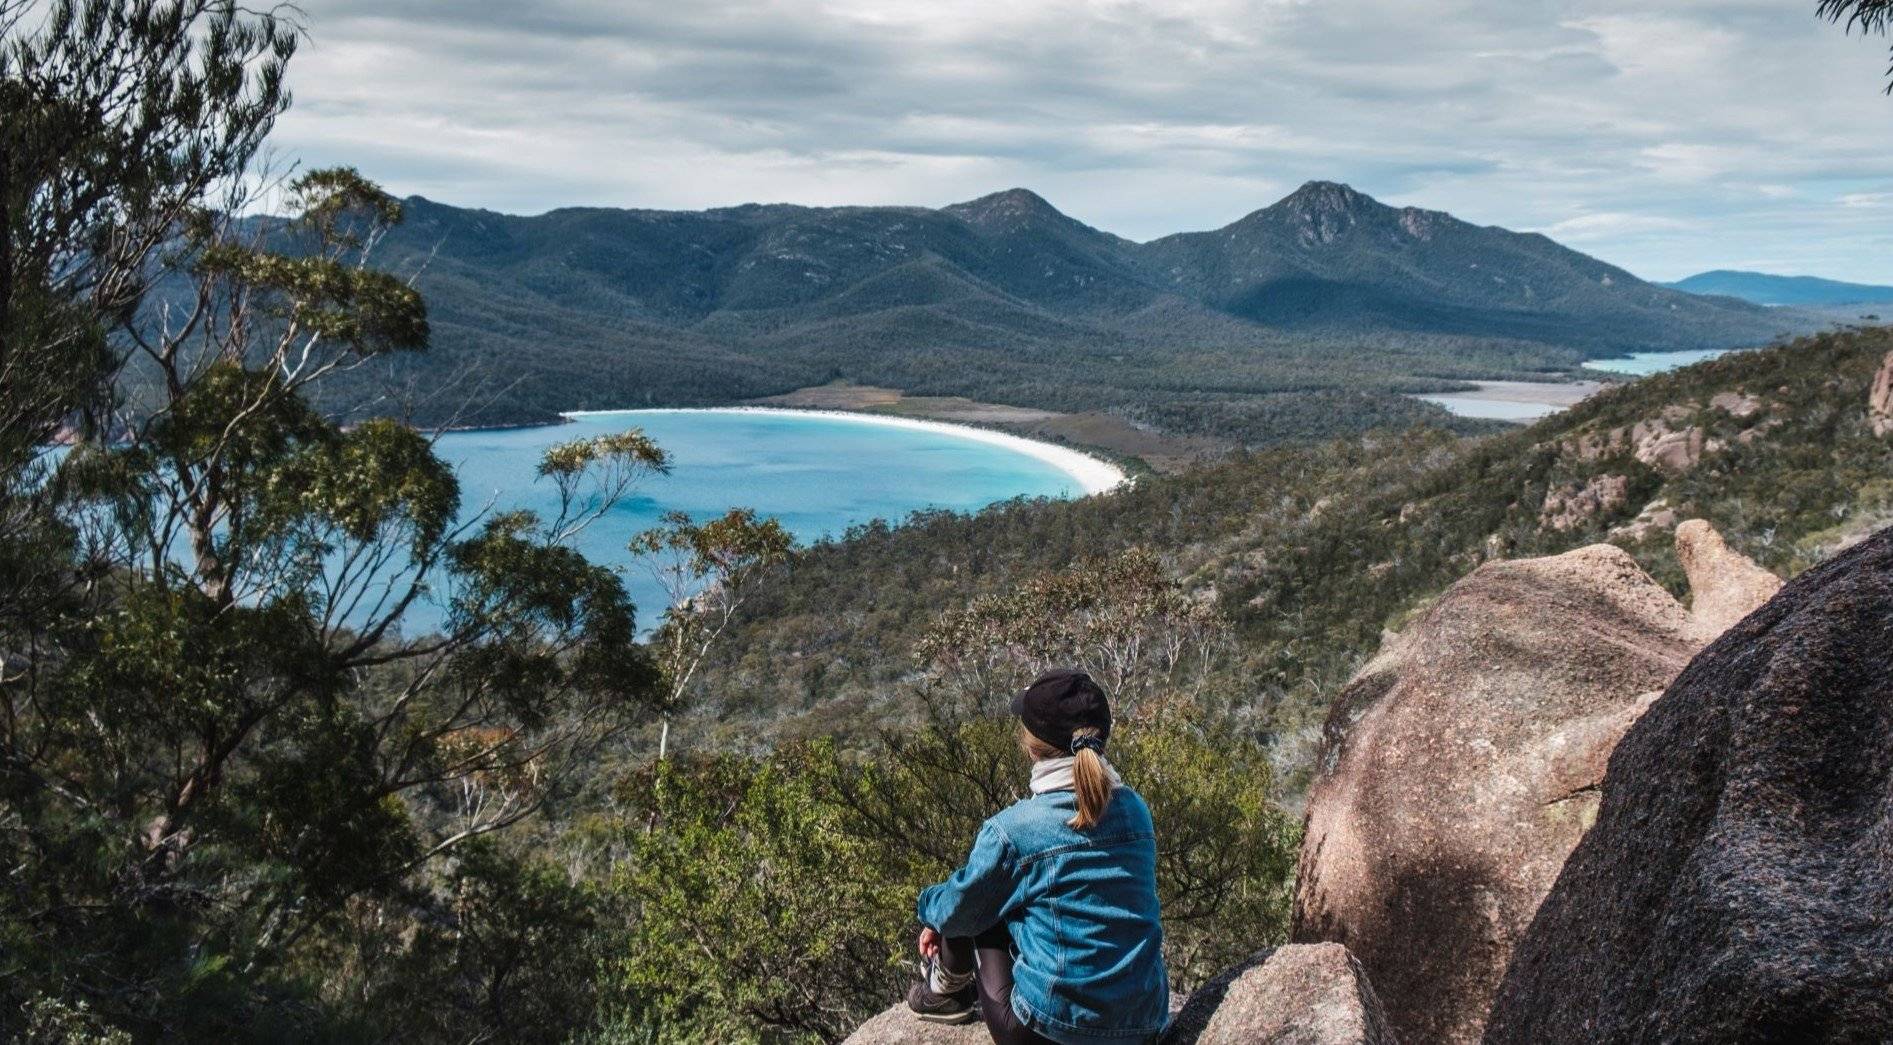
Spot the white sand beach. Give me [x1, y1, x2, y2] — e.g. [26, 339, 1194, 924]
[561, 406, 1129, 496]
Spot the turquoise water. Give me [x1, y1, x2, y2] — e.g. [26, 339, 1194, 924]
[405, 410, 1086, 633]
[1582, 348, 1738, 375]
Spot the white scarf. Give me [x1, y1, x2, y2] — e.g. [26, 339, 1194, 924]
[1029, 755, 1123, 795]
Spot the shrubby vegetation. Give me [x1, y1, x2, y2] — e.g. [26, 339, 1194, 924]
[610, 556, 1297, 1042]
[692, 326, 1893, 784]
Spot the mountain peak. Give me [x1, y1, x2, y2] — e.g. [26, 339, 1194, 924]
[1276, 180, 1379, 214]
[1228, 181, 1388, 245]
[987, 187, 1054, 208]
[944, 187, 1067, 229]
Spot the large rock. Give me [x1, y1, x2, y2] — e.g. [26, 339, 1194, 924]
[1562, 405, 1706, 471]
[844, 1006, 992, 1045]
[1675, 518, 1781, 637]
[1709, 391, 1763, 420]
[845, 944, 1393, 1045]
[1485, 526, 1893, 1044]
[1293, 533, 1777, 1044]
[1162, 944, 1397, 1045]
[1608, 497, 1678, 542]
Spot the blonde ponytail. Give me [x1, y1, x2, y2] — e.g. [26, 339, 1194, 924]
[1066, 727, 1113, 830]
[1018, 724, 1116, 830]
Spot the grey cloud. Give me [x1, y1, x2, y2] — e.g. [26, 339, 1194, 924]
[277, 0, 1893, 281]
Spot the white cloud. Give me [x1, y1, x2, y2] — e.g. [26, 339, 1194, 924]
[1543, 213, 1697, 241]
[273, 0, 1893, 281]
[1637, 143, 1747, 183]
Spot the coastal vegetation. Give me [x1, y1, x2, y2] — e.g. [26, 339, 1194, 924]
[686, 326, 1893, 774]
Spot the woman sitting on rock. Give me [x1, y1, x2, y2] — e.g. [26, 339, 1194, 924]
[907, 668, 1169, 1044]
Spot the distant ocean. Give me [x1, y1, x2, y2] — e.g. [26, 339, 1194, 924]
[396, 409, 1096, 634]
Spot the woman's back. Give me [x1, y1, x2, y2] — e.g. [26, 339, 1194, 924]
[991, 787, 1168, 1037]
[917, 785, 1168, 1042]
[910, 669, 1168, 1044]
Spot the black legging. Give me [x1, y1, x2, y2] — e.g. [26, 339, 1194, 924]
[939, 924, 1056, 1045]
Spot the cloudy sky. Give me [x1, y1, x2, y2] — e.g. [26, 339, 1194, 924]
[275, 0, 1893, 282]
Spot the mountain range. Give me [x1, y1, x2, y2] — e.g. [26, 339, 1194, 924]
[1662, 269, 1893, 307]
[343, 182, 1817, 440]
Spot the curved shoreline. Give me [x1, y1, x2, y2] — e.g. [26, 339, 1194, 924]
[560, 406, 1128, 496]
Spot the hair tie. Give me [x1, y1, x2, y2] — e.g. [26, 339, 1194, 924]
[1069, 734, 1105, 756]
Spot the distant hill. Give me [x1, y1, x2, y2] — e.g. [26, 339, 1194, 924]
[1137, 182, 1783, 347]
[336, 183, 1815, 440]
[1664, 269, 1893, 306]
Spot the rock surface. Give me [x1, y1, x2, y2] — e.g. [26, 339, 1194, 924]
[1538, 473, 1629, 531]
[1293, 533, 1777, 1044]
[846, 944, 1395, 1045]
[1709, 390, 1763, 419]
[1559, 395, 1786, 473]
[1608, 498, 1677, 542]
[1871, 349, 1893, 436]
[1485, 525, 1893, 1044]
[844, 1006, 993, 1045]
[1563, 405, 1706, 471]
[1674, 518, 1781, 638]
[1631, 421, 1704, 471]
[1162, 944, 1397, 1045]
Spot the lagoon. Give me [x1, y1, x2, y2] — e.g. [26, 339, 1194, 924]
[1414, 380, 1603, 422]
[401, 409, 1118, 633]
[1582, 347, 1738, 376]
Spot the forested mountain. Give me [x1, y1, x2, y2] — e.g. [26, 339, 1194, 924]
[1138, 182, 1785, 346]
[340, 184, 1815, 437]
[1664, 268, 1893, 306]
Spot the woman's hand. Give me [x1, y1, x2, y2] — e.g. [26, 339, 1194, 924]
[917, 926, 942, 960]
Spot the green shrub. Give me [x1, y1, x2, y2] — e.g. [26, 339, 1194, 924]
[612, 704, 1298, 1042]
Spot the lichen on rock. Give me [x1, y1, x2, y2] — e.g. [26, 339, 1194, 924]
[1162, 944, 1396, 1045]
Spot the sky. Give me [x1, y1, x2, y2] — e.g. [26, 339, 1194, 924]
[274, 0, 1893, 283]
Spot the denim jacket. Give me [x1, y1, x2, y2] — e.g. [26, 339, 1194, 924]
[916, 786, 1168, 1044]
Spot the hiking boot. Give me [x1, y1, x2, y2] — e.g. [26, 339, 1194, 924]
[906, 958, 977, 1024]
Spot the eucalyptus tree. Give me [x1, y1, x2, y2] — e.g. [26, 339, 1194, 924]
[916, 547, 1227, 714]
[632, 507, 794, 758]
[1821, 0, 1893, 89]
[0, 2, 669, 1035]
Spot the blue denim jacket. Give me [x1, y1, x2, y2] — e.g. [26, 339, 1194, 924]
[916, 786, 1168, 1044]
